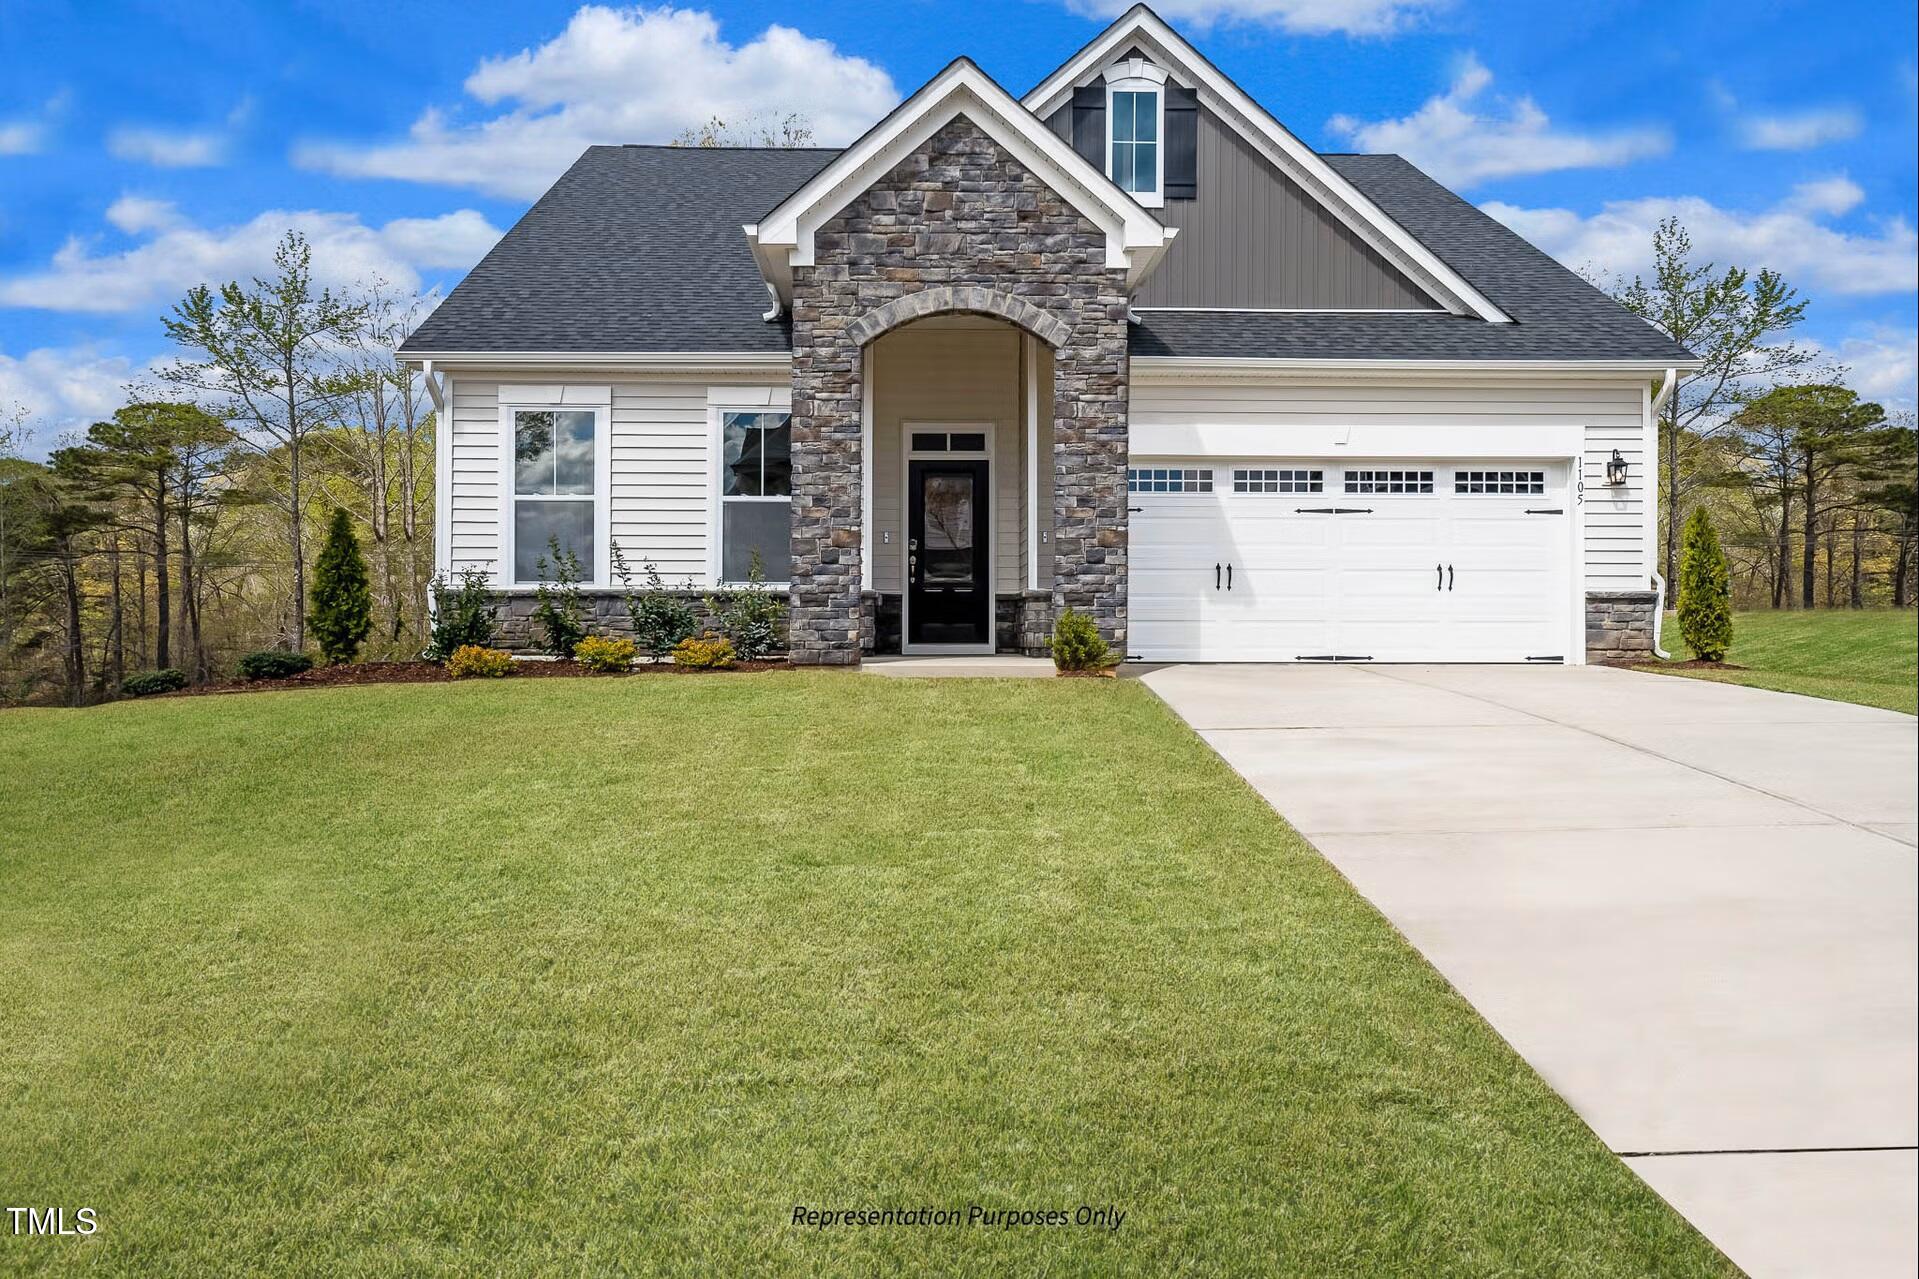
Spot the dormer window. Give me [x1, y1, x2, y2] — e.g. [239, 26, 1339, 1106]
[1103, 59, 1167, 207]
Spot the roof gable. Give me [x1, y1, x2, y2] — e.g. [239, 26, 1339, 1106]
[1023, 5, 1511, 324]
[747, 58, 1176, 312]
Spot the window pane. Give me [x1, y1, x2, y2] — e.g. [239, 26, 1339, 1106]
[514, 411, 555, 495]
[1131, 142, 1156, 191]
[722, 412, 759, 496]
[760, 416, 791, 497]
[948, 432, 986, 452]
[1133, 93, 1157, 141]
[722, 500, 791, 582]
[554, 410, 594, 495]
[911, 431, 946, 452]
[515, 501, 593, 582]
[1112, 143, 1135, 191]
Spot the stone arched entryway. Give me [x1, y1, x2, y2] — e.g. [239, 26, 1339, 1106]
[785, 116, 1132, 666]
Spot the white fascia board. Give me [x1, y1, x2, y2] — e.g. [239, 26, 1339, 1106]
[1131, 355, 1704, 383]
[401, 351, 790, 374]
[1023, 9, 1512, 325]
[1132, 421, 1585, 460]
[754, 59, 1173, 300]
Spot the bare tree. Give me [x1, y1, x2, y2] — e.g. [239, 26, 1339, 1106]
[162, 232, 368, 650]
[671, 113, 814, 148]
[1612, 218, 1811, 586]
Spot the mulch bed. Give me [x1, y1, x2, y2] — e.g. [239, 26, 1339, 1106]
[1620, 659, 1747, 671]
[170, 659, 790, 698]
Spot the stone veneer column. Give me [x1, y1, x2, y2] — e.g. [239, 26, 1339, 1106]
[787, 116, 1132, 664]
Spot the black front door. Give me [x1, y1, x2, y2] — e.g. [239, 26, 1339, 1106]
[907, 459, 990, 647]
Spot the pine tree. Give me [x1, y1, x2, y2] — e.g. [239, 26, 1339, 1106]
[1677, 506, 1733, 663]
[310, 507, 372, 664]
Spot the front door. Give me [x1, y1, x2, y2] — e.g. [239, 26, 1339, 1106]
[907, 458, 990, 648]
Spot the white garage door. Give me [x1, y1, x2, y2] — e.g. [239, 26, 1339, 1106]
[1129, 461, 1572, 663]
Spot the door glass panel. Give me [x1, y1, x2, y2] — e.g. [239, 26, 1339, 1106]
[921, 473, 974, 585]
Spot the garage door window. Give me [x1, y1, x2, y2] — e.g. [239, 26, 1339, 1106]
[1233, 468, 1322, 494]
[1455, 469, 1545, 495]
[1129, 467, 1213, 493]
[1344, 469, 1433, 495]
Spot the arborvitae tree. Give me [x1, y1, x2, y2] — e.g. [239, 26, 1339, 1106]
[1677, 506, 1733, 662]
[310, 507, 372, 664]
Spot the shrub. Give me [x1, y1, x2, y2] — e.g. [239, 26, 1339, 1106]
[310, 507, 373, 664]
[704, 552, 786, 661]
[237, 650, 314, 680]
[1051, 608, 1117, 672]
[426, 565, 500, 662]
[1677, 506, 1733, 662]
[447, 645, 514, 679]
[574, 634, 637, 672]
[122, 668, 188, 697]
[532, 538, 589, 658]
[613, 542, 697, 661]
[672, 633, 737, 669]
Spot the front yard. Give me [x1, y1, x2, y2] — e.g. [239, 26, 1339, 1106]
[0, 675, 1731, 1275]
[1647, 607, 1917, 713]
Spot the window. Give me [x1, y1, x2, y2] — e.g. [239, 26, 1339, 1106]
[1128, 467, 1212, 493]
[1109, 88, 1160, 200]
[909, 430, 988, 453]
[1344, 469, 1434, 495]
[1455, 469, 1546, 495]
[512, 408, 597, 582]
[1234, 468, 1323, 494]
[719, 410, 791, 583]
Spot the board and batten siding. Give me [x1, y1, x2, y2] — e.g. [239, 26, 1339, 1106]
[442, 375, 786, 586]
[1127, 377, 1653, 593]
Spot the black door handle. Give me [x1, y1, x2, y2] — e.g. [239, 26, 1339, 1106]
[1226, 564, 1233, 590]
[1437, 563, 1443, 591]
[1215, 562, 1221, 590]
[1447, 565, 1454, 591]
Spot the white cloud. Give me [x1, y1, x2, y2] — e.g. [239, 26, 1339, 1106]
[1327, 54, 1669, 187]
[0, 345, 161, 447]
[0, 203, 503, 314]
[1063, 0, 1444, 35]
[104, 194, 185, 234]
[1820, 328, 1918, 410]
[0, 120, 44, 156]
[107, 125, 226, 168]
[295, 5, 899, 200]
[1782, 175, 1865, 218]
[1738, 106, 1862, 152]
[1482, 181, 1917, 297]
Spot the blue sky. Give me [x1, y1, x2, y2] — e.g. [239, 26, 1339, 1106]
[2, 0, 1914, 453]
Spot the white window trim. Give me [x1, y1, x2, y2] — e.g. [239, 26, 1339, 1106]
[708, 402, 795, 588]
[1103, 60, 1167, 208]
[499, 398, 611, 589]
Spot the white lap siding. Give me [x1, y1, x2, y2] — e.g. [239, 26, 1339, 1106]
[1126, 376, 1652, 594]
[439, 374, 786, 586]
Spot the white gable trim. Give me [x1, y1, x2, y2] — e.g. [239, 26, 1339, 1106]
[1024, 6, 1512, 325]
[748, 58, 1176, 310]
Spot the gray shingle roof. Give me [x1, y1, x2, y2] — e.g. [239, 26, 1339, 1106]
[400, 145, 837, 355]
[402, 145, 1692, 365]
[1130, 155, 1693, 363]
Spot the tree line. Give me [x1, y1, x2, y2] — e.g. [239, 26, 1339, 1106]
[1611, 218, 1917, 610]
[1, 233, 432, 705]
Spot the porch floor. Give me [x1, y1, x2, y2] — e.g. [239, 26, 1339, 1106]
[859, 655, 1057, 678]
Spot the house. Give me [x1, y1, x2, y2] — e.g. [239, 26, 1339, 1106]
[399, 4, 1696, 665]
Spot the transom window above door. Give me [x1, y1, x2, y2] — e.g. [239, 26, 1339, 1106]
[909, 430, 989, 453]
[512, 408, 597, 583]
[718, 410, 792, 584]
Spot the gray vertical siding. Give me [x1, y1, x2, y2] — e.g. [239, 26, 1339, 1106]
[1047, 103, 1440, 311]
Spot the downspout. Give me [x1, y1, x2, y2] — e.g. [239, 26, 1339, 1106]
[1647, 368, 1677, 659]
[421, 359, 446, 415]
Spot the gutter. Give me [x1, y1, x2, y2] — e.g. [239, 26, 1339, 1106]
[1647, 367, 1678, 659]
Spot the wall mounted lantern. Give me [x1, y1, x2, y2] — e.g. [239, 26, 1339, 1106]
[1604, 449, 1629, 486]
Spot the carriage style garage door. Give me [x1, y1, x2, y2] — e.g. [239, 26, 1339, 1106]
[1128, 461, 1573, 663]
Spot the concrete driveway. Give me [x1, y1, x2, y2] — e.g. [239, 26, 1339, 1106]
[1142, 662, 1918, 1279]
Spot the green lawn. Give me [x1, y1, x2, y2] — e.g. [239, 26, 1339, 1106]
[1648, 607, 1917, 713]
[1, 675, 1731, 1276]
